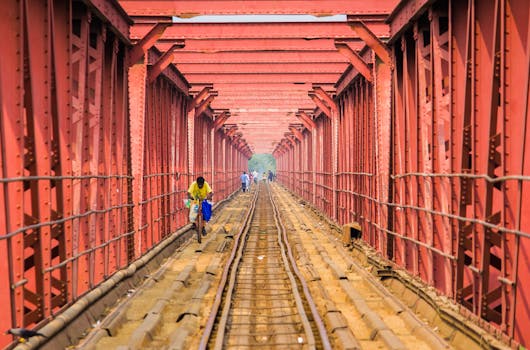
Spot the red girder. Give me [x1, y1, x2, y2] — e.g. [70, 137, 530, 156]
[3, 1, 530, 348]
[131, 21, 389, 40]
[347, 19, 393, 67]
[147, 43, 185, 82]
[297, 111, 317, 131]
[119, 0, 399, 16]
[213, 111, 230, 131]
[334, 42, 373, 82]
[171, 50, 347, 64]
[174, 62, 348, 75]
[187, 86, 212, 112]
[129, 23, 170, 64]
[309, 93, 332, 118]
[157, 38, 365, 53]
[186, 73, 343, 85]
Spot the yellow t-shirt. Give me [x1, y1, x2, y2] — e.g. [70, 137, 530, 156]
[188, 181, 212, 200]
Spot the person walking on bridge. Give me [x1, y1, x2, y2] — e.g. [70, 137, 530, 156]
[240, 171, 250, 192]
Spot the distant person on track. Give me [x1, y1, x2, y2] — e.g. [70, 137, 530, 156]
[187, 176, 213, 228]
[252, 170, 259, 184]
[240, 171, 250, 192]
[268, 170, 274, 182]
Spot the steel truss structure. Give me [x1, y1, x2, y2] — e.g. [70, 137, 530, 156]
[276, 0, 530, 346]
[0, 1, 249, 347]
[0, 0, 529, 348]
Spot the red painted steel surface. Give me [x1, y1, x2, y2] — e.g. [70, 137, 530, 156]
[1, 0, 530, 348]
[275, 0, 530, 346]
[0, 1, 133, 346]
[131, 22, 390, 40]
[120, 0, 399, 17]
[0, 1, 248, 348]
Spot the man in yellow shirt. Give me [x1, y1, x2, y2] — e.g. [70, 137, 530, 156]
[187, 177, 213, 232]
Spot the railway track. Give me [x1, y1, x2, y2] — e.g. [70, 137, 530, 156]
[62, 182, 499, 350]
[200, 182, 330, 349]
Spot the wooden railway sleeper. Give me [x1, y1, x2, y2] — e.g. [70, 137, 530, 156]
[118, 263, 195, 350]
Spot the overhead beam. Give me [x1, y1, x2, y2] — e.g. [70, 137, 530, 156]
[195, 93, 217, 117]
[309, 93, 332, 118]
[386, 0, 434, 41]
[120, 1, 399, 16]
[130, 22, 390, 40]
[174, 62, 348, 74]
[214, 112, 231, 131]
[197, 82, 334, 91]
[156, 38, 364, 53]
[91, 0, 133, 41]
[217, 92, 311, 99]
[186, 73, 342, 84]
[170, 51, 348, 64]
[348, 19, 393, 66]
[187, 86, 212, 112]
[289, 126, 304, 141]
[129, 23, 170, 64]
[313, 86, 338, 112]
[335, 47, 372, 94]
[214, 100, 312, 106]
[297, 111, 316, 130]
[334, 41, 373, 82]
[147, 43, 185, 82]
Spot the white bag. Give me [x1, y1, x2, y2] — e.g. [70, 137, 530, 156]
[189, 204, 199, 222]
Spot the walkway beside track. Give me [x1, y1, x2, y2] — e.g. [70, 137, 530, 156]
[22, 183, 509, 350]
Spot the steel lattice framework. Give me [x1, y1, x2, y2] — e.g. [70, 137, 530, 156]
[1, 0, 529, 349]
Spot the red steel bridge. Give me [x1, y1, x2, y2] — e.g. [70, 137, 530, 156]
[1, 0, 529, 348]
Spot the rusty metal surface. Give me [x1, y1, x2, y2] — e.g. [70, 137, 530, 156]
[127, 16, 389, 154]
[1, 0, 529, 348]
[276, 0, 530, 346]
[119, 0, 399, 17]
[0, 1, 134, 347]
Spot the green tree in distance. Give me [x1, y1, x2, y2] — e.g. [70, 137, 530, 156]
[248, 154, 276, 175]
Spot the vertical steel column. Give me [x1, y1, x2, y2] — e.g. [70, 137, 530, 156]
[1, 2, 132, 345]
[392, 40, 408, 269]
[128, 51, 147, 258]
[505, 0, 530, 341]
[373, 51, 393, 258]
[430, 7, 453, 295]
[0, 0, 26, 340]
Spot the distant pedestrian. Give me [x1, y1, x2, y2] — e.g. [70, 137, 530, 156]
[252, 170, 259, 184]
[268, 170, 274, 182]
[240, 171, 249, 192]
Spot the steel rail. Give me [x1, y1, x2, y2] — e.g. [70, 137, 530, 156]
[268, 183, 333, 350]
[267, 185, 319, 349]
[210, 186, 263, 350]
[198, 186, 260, 349]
